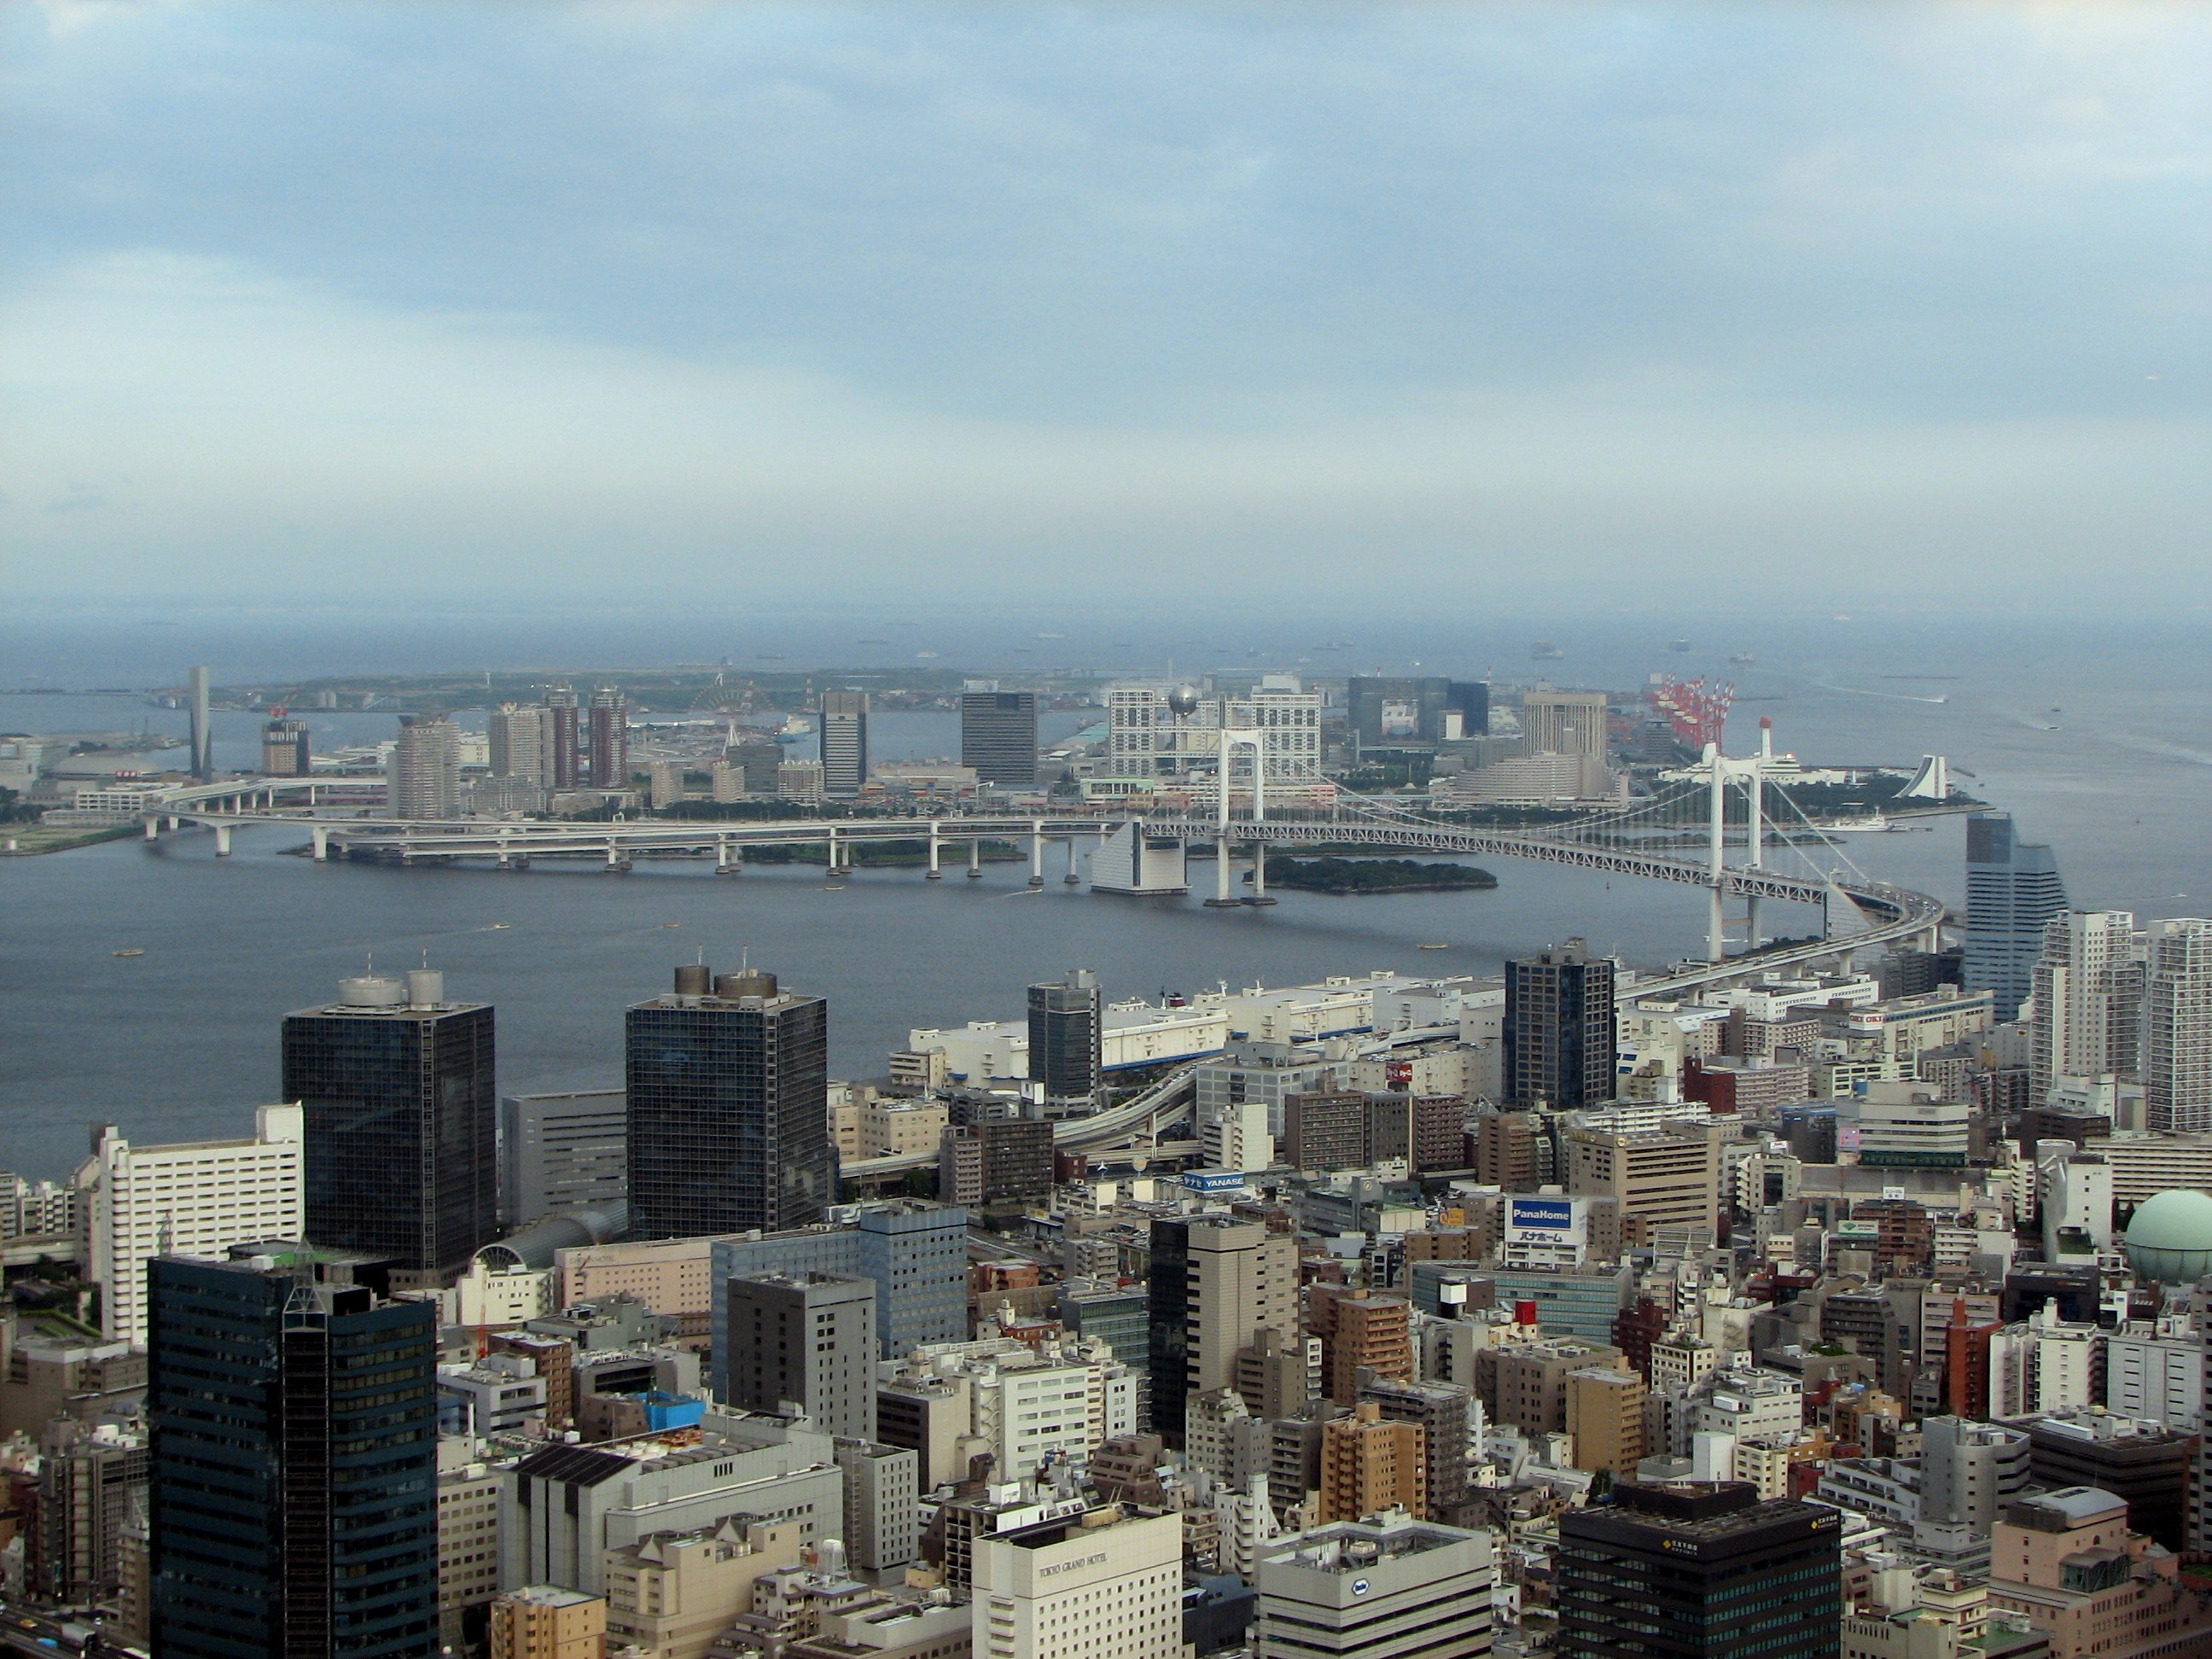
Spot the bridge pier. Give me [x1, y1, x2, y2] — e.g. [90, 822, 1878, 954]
[311, 824, 330, 862]
[1745, 894, 1761, 952]
[1246, 842, 1275, 906]
[927, 821, 943, 879]
[967, 840, 982, 879]
[715, 840, 742, 875]
[213, 824, 232, 857]
[143, 818, 159, 841]
[603, 845, 631, 872]
[827, 826, 842, 876]
[1028, 822, 1045, 888]
[1063, 838, 1080, 885]
[1204, 834, 1239, 906]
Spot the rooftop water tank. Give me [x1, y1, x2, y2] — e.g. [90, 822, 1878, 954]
[339, 975, 405, 1008]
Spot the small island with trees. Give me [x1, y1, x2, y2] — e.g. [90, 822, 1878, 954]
[1261, 855, 1499, 895]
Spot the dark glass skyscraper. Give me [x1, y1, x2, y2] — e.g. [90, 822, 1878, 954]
[1965, 811, 2068, 1022]
[1028, 969, 1101, 1107]
[959, 690, 1039, 786]
[1558, 1481, 1839, 1659]
[148, 1244, 439, 1659]
[282, 972, 497, 1278]
[1146, 1216, 1193, 1447]
[626, 966, 833, 1238]
[1504, 943, 1616, 1108]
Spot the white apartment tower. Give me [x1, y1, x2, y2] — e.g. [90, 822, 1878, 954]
[391, 714, 463, 820]
[2145, 919, 2212, 1132]
[79, 1105, 307, 1347]
[2031, 910, 2142, 1103]
[972, 1506, 1183, 1659]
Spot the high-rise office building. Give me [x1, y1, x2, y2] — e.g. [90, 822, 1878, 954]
[626, 966, 833, 1239]
[1521, 690, 1609, 759]
[1557, 1482, 1839, 1659]
[1028, 969, 1102, 1106]
[79, 1105, 306, 1348]
[1347, 677, 1488, 749]
[2145, 918, 2212, 1131]
[587, 687, 628, 790]
[960, 689, 1039, 786]
[260, 718, 311, 777]
[819, 690, 870, 795]
[1965, 812, 2069, 1021]
[721, 1272, 877, 1440]
[282, 970, 498, 1278]
[2031, 910, 2141, 1102]
[498, 1087, 627, 1226]
[1149, 1216, 1300, 1447]
[148, 1243, 439, 1659]
[1252, 1515, 1494, 1659]
[706, 1204, 968, 1364]
[545, 687, 582, 789]
[488, 702, 549, 784]
[390, 714, 463, 820]
[1505, 944, 1616, 1108]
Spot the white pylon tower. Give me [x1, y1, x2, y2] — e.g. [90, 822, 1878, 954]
[1207, 726, 1268, 907]
[1700, 717, 1777, 964]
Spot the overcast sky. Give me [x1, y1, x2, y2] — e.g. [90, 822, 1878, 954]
[3, 2, 2206, 612]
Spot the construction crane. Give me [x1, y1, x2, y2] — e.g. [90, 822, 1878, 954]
[1647, 677, 1734, 753]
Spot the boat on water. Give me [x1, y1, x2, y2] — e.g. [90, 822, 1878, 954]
[114, 948, 143, 958]
[1731, 651, 1757, 666]
[1823, 815, 1932, 835]
[489, 923, 510, 930]
[1417, 942, 1449, 950]
[1669, 638, 1691, 652]
[1531, 640, 1564, 661]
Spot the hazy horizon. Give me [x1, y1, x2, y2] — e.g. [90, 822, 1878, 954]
[4, 3, 2207, 610]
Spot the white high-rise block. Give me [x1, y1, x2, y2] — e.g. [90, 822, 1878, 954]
[80, 1105, 307, 1348]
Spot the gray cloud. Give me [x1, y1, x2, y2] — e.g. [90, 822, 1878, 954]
[2, 2, 2206, 604]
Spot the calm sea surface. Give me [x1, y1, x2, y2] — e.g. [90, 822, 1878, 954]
[6, 612, 2210, 1179]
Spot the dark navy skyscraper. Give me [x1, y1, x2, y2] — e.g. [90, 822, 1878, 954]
[1504, 942, 1616, 1109]
[1964, 811, 2068, 1022]
[626, 965, 833, 1239]
[148, 1243, 439, 1659]
[282, 970, 497, 1279]
[1027, 968, 1102, 1110]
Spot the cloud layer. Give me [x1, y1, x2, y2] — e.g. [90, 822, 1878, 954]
[3, 3, 2207, 607]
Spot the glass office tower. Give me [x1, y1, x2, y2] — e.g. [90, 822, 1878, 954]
[282, 971, 497, 1278]
[626, 966, 833, 1239]
[148, 1245, 439, 1659]
[1965, 811, 2069, 1022]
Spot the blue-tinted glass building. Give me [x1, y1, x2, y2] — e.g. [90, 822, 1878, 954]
[282, 973, 498, 1276]
[148, 1244, 438, 1659]
[706, 1202, 968, 1366]
[1965, 812, 2068, 1022]
[626, 968, 833, 1240]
